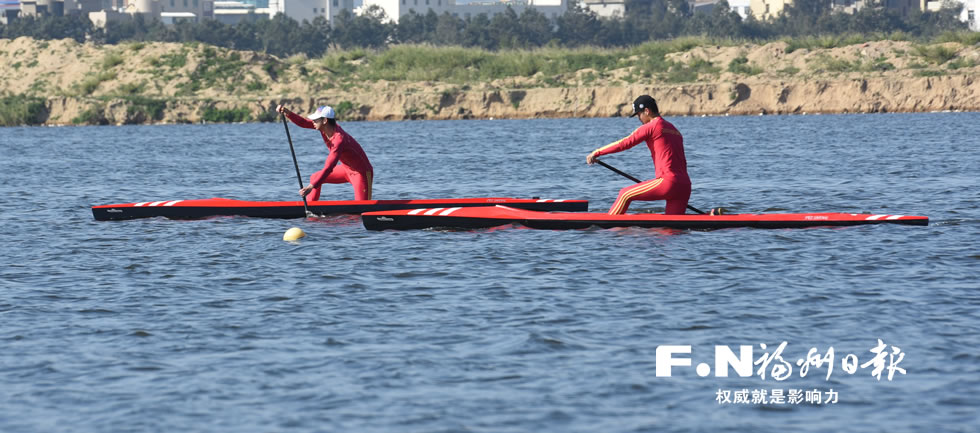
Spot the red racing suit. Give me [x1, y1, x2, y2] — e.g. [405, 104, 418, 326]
[286, 111, 374, 201]
[593, 117, 691, 215]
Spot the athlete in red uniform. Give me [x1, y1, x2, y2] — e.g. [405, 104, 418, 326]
[277, 104, 374, 201]
[587, 95, 691, 215]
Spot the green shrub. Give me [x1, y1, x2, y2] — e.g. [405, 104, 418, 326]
[784, 35, 865, 53]
[868, 61, 895, 71]
[779, 66, 800, 75]
[808, 54, 860, 73]
[915, 69, 944, 77]
[116, 82, 144, 95]
[74, 71, 117, 96]
[102, 53, 125, 69]
[159, 52, 187, 69]
[728, 56, 763, 75]
[914, 45, 958, 65]
[72, 107, 104, 125]
[263, 61, 283, 80]
[124, 96, 167, 121]
[0, 94, 46, 126]
[933, 31, 980, 46]
[201, 106, 251, 123]
[663, 64, 699, 83]
[946, 58, 977, 70]
[255, 110, 277, 123]
[319, 48, 367, 76]
[334, 100, 355, 118]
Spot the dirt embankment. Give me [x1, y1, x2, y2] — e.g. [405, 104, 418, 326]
[2, 36, 979, 125]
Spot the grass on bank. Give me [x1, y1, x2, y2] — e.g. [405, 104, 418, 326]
[317, 37, 735, 85]
[0, 94, 46, 126]
[311, 31, 978, 85]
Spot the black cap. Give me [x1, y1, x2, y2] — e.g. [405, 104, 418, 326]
[630, 95, 658, 117]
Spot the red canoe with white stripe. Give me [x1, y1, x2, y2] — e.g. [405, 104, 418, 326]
[361, 205, 929, 231]
[92, 197, 588, 221]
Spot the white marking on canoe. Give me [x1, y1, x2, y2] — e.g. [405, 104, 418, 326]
[423, 208, 445, 215]
[163, 200, 183, 207]
[866, 215, 886, 220]
[135, 202, 149, 207]
[149, 201, 167, 206]
[439, 207, 462, 216]
[408, 208, 426, 215]
[886, 215, 905, 220]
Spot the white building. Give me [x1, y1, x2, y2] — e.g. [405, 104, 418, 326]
[961, 0, 978, 30]
[360, 0, 455, 23]
[159, 0, 213, 18]
[931, 0, 979, 30]
[213, 0, 262, 24]
[268, 0, 354, 24]
[728, 0, 751, 18]
[921, 0, 978, 29]
[579, 0, 623, 18]
[454, 0, 567, 22]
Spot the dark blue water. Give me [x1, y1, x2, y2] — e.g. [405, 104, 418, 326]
[1, 113, 977, 432]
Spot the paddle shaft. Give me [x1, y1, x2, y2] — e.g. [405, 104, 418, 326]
[594, 159, 706, 215]
[281, 113, 310, 214]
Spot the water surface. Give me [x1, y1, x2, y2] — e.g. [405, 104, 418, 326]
[1, 113, 977, 432]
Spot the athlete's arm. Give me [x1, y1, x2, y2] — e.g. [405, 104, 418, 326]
[310, 135, 344, 187]
[587, 126, 649, 164]
[284, 110, 315, 129]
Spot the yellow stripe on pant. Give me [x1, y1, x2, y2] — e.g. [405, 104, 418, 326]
[609, 178, 664, 215]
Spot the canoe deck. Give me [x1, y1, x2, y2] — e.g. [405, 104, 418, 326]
[361, 205, 929, 231]
[92, 197, 588, 221]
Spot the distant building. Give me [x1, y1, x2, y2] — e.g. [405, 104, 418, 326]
[961, 0, 978, 30]
[213, 0, 261, 23]
[453, 0, 567, 22]
[19, 0, 69, 16]
[268, 0, 355, 25]
[728, 0, 751, 18]
[925, 0, 979, 30]
[158, 0, 214, 19]
[749, 0, 789, 19]
[579, 0, 623, 18]
[750, 0, 929, 19]
[1, 0, 19, 24]
[881, 0, 917, 15]
[689, 0, 717, 13]
[361, 0, 455, 23]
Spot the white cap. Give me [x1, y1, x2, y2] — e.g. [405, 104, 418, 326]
[307, 105, 336, 121]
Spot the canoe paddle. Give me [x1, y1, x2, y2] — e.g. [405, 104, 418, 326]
[593, 158, 707, 215]
[281, 113, 311, 217]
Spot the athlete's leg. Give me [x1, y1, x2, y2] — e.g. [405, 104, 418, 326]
[346, 169, 373, 201]
[608, 178, 665, 215]
[663, 182, 692, 215]
[308, 168, 349, 201]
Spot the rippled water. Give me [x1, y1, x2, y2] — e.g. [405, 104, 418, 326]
[1, 113, 978, 432]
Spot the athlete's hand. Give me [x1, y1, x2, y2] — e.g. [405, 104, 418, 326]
[276, 104, 286, 114]
[299, 184, 313, 197]
[586, 151, 599, 165]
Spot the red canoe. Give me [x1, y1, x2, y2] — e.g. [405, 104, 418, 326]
[92, 197, 588, 221]
[361, 205, 929, 231]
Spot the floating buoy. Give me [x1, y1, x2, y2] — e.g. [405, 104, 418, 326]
[283, 227, 306, 241]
